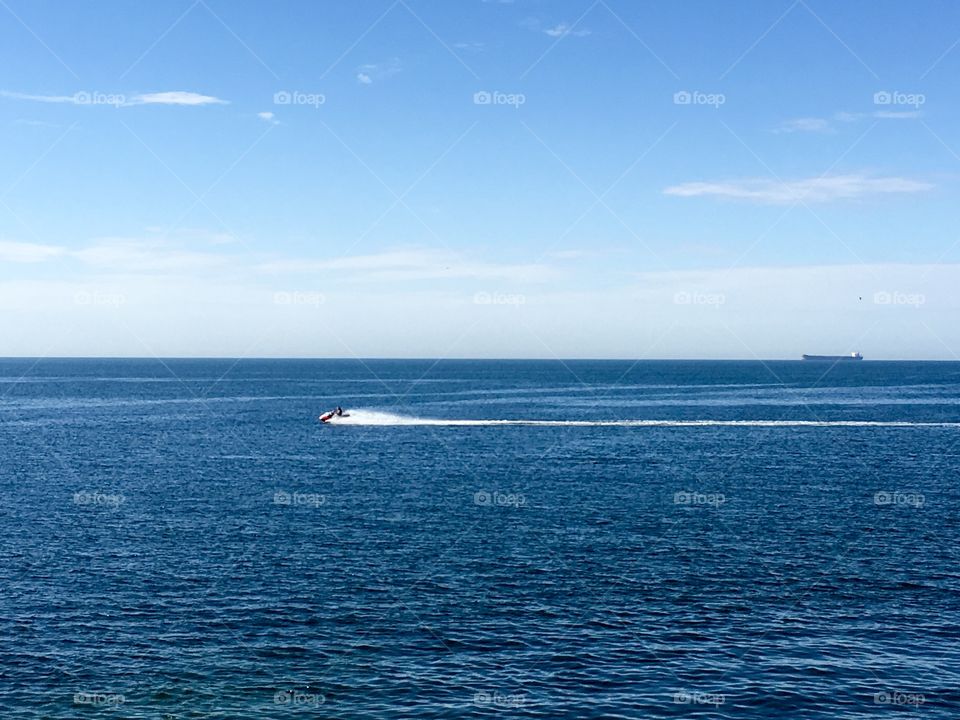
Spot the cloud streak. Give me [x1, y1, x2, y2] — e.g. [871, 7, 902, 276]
[0, 238, 231, 273]
[356, 58, 402, 85]
[132, 91, 226, 106]
[258, 249, 558, 283]
[543, 22, 591, 38]
[0, 241, 66, 262]
[775, 109, 922, 134]
[0, 241, 558, 284]
[1, 91, 81, 104]
[664, 174, 933, 204]
[772, 117, 833, 134]
[0, 90, 227, 106]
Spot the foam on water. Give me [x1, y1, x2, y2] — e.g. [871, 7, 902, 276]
[328, 409, 960, 428]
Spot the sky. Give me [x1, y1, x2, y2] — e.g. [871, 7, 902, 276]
[1, 0, 959, 359]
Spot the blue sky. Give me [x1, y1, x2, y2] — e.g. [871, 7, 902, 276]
[1, 0, 959, 358]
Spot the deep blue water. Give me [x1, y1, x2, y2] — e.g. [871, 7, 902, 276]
[1, 358, 959, 718]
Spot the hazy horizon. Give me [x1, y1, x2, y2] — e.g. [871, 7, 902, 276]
[0, 354, 947, 362]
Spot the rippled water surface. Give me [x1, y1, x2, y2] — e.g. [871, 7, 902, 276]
[2, 359, 959, 718]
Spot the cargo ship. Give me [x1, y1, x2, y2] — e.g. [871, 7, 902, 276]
[801, 352, 863, 361]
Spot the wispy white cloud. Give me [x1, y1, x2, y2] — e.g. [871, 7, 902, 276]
[0, 237, 232, 273]
[772, 117, 833, 134]
[548, 249, 591, 260]
[0, 90, 80, 104]
[521, 18, 591, 37]
[775, 108, 925, 135]
[12, 118, 62, 128]
[0, 240, 66, 262]
[836, 110, 921, 122]
[777, 109, 923, 134]
[259, 249, 558, 283]
[0, 239, 557, 285]
[453, 41, 485, 52]
[356, 58, 401, 85]
[873, 110, 921, 119]
[257, 111, 279, 125]
[154, 228, 239, 245]
[71, 239, 231, 273]
[1, 90, 227, 107]
[543, 22, 591, 38]
[131, 91, 226, 106]
[664, 174, 933, 204]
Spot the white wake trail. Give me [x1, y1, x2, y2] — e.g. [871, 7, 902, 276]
[328, 410, 960, 428]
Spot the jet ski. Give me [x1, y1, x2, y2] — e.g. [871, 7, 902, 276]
[319, 406, 348, 423]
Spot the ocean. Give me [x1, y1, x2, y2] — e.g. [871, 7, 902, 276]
[1, 358, 958, 718]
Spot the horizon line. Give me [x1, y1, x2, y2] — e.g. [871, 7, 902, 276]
[0, 355, 950, 362]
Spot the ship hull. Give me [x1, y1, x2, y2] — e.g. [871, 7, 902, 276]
[802, 354, 863, 361]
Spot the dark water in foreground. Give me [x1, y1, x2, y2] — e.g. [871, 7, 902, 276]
[1, 359, 959, 718]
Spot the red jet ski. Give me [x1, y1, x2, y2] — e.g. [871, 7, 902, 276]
[319, 406, 347, 423]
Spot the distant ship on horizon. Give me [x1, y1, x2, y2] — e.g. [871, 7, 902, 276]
[802, 352, 863, 361]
